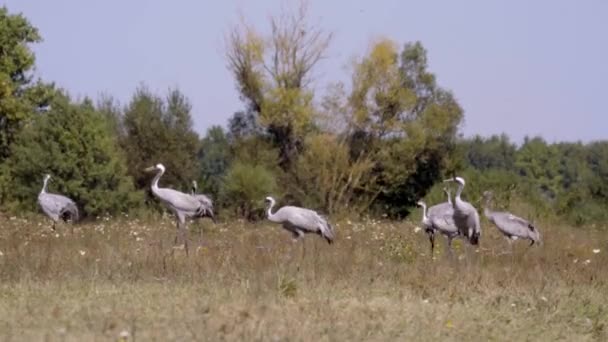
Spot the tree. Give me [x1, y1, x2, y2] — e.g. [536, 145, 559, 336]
[222, 161, 277, 220]
[4, 92, 140, 216]
[226, 1, 332, 169]
[197, 126, 231, 200]
[121, 87, 200, 193]
[0, 7, 54, 161]
[462, 134, 517, 171]
[344, 39, 463, 217]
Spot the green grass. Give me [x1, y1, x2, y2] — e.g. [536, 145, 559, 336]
[0, 214, 606, 341]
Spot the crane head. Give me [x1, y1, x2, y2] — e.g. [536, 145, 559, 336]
[416, 201, 425, 207]
[43, 174, 52, 182]
[443, 176, 465, 186]
[144, 163, 165, 173]
[264, 196, 275, 204]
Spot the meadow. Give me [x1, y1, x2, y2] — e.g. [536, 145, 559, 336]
[0, 213, 606, 341]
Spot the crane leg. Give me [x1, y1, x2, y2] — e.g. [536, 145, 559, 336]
[446, 237, 454, 258]
[182, 223, 189, 256]
[427, 231, 435, 256]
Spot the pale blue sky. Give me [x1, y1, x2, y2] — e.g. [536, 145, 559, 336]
[6, 0, 608, 142]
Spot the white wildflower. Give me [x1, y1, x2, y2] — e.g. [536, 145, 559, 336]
[583, 259, 591, 265]
[593, 249, 600, 254]
[79, 250, 86, 256]
[541, 296, 548, 302]
[413, 226, 422, 233]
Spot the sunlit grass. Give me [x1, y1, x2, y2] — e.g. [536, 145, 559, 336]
[0, 213, 606, 340]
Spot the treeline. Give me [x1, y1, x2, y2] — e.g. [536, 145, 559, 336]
[452, 135, 608, 226]
[0, 5, 605, 226]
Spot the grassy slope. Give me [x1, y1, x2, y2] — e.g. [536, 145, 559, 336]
[0, 214, 606, 341]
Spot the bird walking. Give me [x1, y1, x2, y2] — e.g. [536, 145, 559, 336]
[190, 180, 216, 223]
[264, 196, 335, 244]
[443, 176, 481, 245]
[145, 163, 208, 254]
[38, 174, 79, 231]
[482, 191, 541, 248]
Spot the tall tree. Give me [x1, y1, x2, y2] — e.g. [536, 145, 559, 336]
[197, 126, 231, 200]
[225, 1, 332, 170]
[121, 86, 200, 193]
[0, 7, 54, 161]
[5, 92, 140, 216]
[345, 39, 463, 216]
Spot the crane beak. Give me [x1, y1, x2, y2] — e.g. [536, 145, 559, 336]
[144, 166, 156, 172]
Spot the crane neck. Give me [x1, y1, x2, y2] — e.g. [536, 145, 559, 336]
[455, 182, 464, 200]
[419, 203, 428, 222]
[266, 199, 277, 220]
[482, 196, 493, 218]
[151, 168, 164, 194]
[40, 178, 49, 195]
[445, 190, 452, 205]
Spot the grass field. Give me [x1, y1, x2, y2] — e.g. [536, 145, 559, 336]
[0, 213, 607, 341]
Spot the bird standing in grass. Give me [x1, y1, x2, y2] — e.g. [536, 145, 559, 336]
[38, 174, 79, 231]
[482, 191, 541, 248]
[443, 176, 481, 246]
[145, 163, 207, 254]
[190, 180, 216, 223]
[417, 200, 459, 255]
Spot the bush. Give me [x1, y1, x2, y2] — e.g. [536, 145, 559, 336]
[222, 162, 277, 220]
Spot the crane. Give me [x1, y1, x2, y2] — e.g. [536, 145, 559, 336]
[190, 180, 216, 223]
[417, 198, 459, 255]
[264, 196, 334, 244]
[482, 191, 541, 247]
[443, 176, 481, 246]
[145, 163, 207, 254]
[37, 174, 79, 231]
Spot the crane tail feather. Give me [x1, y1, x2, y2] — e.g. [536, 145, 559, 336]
[60, 203, 79, 223]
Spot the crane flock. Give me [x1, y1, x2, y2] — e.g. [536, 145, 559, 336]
[35, 165, 540, 257]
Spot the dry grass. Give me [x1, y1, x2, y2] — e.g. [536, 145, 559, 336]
[0, 213, 607, 341]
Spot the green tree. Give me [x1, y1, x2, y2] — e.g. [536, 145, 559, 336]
[197, 126, 231, 200]
[0, 7, 54, 161]
[222, 161, 277, 220]
[121, 86, 200, 192]
[4, 92, 140, 216]
[226, 1, 331, 169]
[345, 39, 463, 217]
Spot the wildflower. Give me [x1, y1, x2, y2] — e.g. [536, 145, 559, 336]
[593, 249, 600, 254]
[119, 330, 130, 341]
[445, 320, 454, 328]
[413, 226, 422, 233]
[0, 250, 4, 256]
[511, 303, 516, 307]
[583, 259, 591, 265]
[540, 296, 548, 302]
[79, 250, 86, 256]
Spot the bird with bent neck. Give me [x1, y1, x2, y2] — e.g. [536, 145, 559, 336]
[264, 196, 334, 244]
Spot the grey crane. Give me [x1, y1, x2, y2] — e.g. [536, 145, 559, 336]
[37, 174, 79, 231]
[428, 187, 454, 218]
[145, 163, 207, 254]
[443, 176, 481, 245]
[417, 199, 459, 255]
[482, 191, 541, 247]
[190, 180, 216, 223]
[264, 196, 335, 244]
